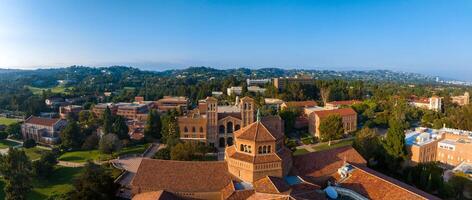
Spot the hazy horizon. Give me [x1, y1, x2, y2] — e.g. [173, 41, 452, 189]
[1, 1, 471, 81]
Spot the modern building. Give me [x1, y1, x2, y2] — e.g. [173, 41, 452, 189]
[59, 105, 82, 119]
[21, 116, 67, 145]
[178, 97, 255, 148]
[92, 103, 118, 117]
[226, 86, 242, 96]
[246, 78, 271, 86]
[273, 75, 314, 90]
[155, 96, 189, 113]
[405, 127, 472, 167]
[263, 98, 284, 111]
[408, 96, 442, 112]
[451, 92, 470, 106]
[325, 100, 362, 109]
[308, 108, 358, 138]
[246, 86, 266, 94]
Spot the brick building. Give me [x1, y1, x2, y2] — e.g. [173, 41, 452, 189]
[155, 96, 189, 113]
[308, 108, 358, 138]
[59, 105, 82, 119]
[451, 92, 470, 106]
[178, 96, 255, 148]
[324, 100, 362, 109]
[21, 116, 67, 145]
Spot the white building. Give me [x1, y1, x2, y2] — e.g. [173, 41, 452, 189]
[227, 86, 243, 96]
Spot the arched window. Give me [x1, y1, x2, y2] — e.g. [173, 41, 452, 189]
[258, 146, 263, 154]
[200, 127, 204, 132]
[267, 145, 271, 153]
[240, 144, 244, 151]
[219, 138, 225, 148]
[219, 125, 225, 134]
[184, 127, 188, 132]
[192, 127, 196, 132]
[227, 122, 233, 133]
[235, 124, 241, 131]
[263, 146, 267, 154]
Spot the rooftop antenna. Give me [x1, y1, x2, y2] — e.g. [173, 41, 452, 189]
[256, 108, 261, 122]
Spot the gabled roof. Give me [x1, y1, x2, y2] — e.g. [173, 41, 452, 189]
[131, 159, 233, 193]
[313, 108, 357, 118]
[235, 122, 276, 142]
[254, 176, 291, 194]
[24, 116, 61, 127]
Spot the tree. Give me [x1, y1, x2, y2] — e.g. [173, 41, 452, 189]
[70, 161, 118, 200]
[279, 108, 300, 135]
[170, 143, 194, 161]
[161, 110, 180, 147]
[383, 118, 408, 171]
[5, 123, 21, 139]
[0, 148, 33, 200]
[101, 106, 114, 135]
[82, 134, 100, 150]
[99, 133, 121, 154]
[153, 147, 171, 160]
[144, 109, 162, 140]
[113, 116, 129, 140]
[23, 139, 36, 148]
[448, 172, 472, 200]
[32, 151, 58, 178]
[353, 127, 381, 162]
[319, 114, 344, 142]
[60, 120, 84, 150]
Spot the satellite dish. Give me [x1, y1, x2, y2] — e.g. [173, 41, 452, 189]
[325, 186, 338, 199]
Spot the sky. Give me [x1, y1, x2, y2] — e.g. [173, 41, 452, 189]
[0, 0, 471, 80]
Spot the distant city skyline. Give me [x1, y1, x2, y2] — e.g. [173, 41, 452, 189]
[1, 0, 471, 81]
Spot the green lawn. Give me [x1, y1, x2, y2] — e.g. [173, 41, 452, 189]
[312, 138, 354, 152]
[0, 117, 19, 126]
[27, 166, 84, 200]
[26, 85, 73, 95]
[293, 148, 310, 156]
[59, 144, 150, 163]
[0, 140, 22, 149]
[24, 147, 51, 161]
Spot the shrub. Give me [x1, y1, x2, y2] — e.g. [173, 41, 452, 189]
[23, 139, 37, 148]
[0, 131, 8, 139]
[153, 148, 171, 160]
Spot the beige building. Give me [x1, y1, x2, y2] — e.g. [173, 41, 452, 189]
[59, 105, 82, 119]
[408, 96, 442, 111]
[308, 108, 358, 138]
[325, 100, 362, 109]
[21, 116, 67, 145]
[451, 92, 470, 106]
[155, 96, 189, 113]
[273, 75, 314, 90]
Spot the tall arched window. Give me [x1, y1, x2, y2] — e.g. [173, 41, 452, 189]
[268, 146, 271, 153]
[219, 125, 225, 134]
[184, 127, 188, 132]
[227, 122, 233, 133]
[200, 127, 204, 132]
[263, 146, 267, 154]
[258, 146, 263, 154]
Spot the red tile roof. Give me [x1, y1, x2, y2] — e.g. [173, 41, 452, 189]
[254, 176, 291, 194]
[335, 165, 440, 200]
[131, 159, 233, 193]
[283, 101, 317, 108]
[24, 116, 61, 127]
[132, 190, 183, 200]
[313, 108, 357, 119]
[235, 122, 276, 142]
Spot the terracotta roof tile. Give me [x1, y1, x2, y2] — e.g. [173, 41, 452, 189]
[284, 101, 318, 108]
[313, 108, 357, 119]
[131, 159, 232, 193]
[24, 116, 61, 127]
[132, 190, 183, 200]
[254, 176, 290, 194]
[235, 122, 276, 142]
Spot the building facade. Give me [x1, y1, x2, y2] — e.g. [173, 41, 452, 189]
[155, 96, 189, 113]
[308, 108, 357, 138]
[409, 96, 442, 111]
[451, 92, 470, 106]
[59, 105, 82, 119]
[178, 97, 255, 148]
[21, 116, 67, 145]
[273, 75, 314, 90]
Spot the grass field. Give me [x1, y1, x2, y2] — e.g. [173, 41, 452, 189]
[0, 117, 19, 126]
[26, 85, 74, 95]
[312, 138, 354, 152]
[0, 140, 22, 149]
[59, 144, 149, 163]
[24, 147, 51, 161]
[27, 166, 84, 200]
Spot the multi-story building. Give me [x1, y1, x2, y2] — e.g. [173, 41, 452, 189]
[92, 103, 118, 117]
[116, 102, 151, 121]
[280, 100, 317, 111]
[246, 86, 266, 94]
[405, 127, 472, 167]
[451, 92, 470, 106]
[226, 86, 242, 96]
[308, 108, 357, 138]
[408, 96, 442, 112]
[21, 116, 67, 145]
[273, 75, 314, 90]
[59, 105, 82, 119]
[325, 100, 362, 109]
[246, 78, 271, 86]
[178, 96, 255, 148]
[155, 96, 189, 113]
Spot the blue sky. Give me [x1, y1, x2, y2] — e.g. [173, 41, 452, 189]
[0, 0, 471, 80]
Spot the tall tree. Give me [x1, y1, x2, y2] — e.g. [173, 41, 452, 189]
[319, 114, 344, 142]
[353, 127, 381, 162]
[0, 148, 33, 200]
[113, 116, 129, 140]
[161, 110, 180, 147]
[32, 151, 58, 178]
[383, 118, 408, 171]
[144, 109, 162, 139]
[101, 106, 114, 135]
[70, 161, 118, 200]
[60, 120, 84, 149]
[99, 133, 121, 154]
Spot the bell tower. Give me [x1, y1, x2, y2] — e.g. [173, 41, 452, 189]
[206, 97, 218, 146]
[240, 97, 255, 127]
